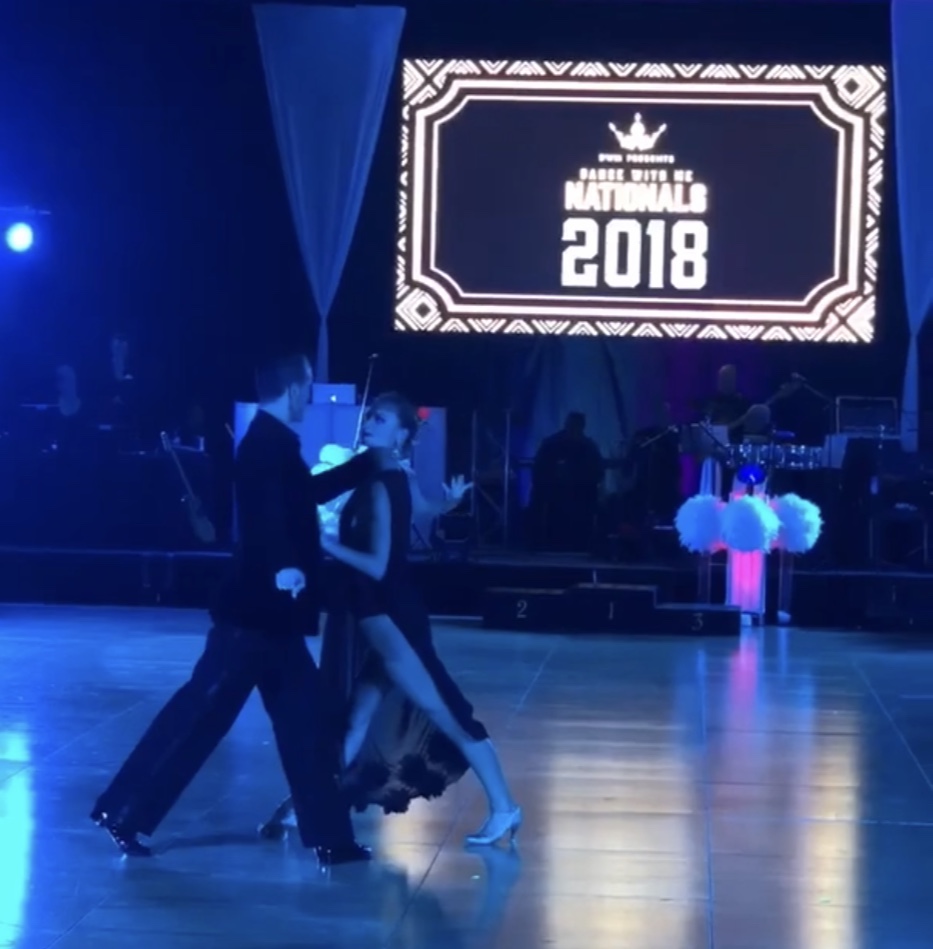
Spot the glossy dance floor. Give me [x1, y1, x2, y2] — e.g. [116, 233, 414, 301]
[2, 606, 933, 949]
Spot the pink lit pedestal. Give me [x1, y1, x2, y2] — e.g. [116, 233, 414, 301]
[723, 481, 770, 623]
[726, 549, 767, 623]
[776, 548, 794, 624]
[725, 548, 796, 624]
[696, 553, 712, 604]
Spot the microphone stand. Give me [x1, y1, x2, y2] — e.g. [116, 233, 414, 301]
[639, 419, 730, 460]
[637, 423, 680, 451]
[789, 375, 836, 439]
[799, 379, 832, 404]
[697, 419, 732, 461]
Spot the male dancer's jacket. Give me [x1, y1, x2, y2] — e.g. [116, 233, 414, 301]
[212, 410, 372, 635]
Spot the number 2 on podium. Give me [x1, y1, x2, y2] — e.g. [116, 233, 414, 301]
[516, 599, 528, 619]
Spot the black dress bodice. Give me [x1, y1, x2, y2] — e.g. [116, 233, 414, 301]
[337, 467, 412, 618]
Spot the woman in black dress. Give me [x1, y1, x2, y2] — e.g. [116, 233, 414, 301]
[261, 394, 520, 846]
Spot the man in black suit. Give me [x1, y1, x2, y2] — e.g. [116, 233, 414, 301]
[91, 353, 377, 866]
[531, 412, 604, 550]
[698, 364, 750, 445]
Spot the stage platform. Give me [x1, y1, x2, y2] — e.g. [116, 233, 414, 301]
[1, 604, 933, 948]
[0, 545, 931, 632]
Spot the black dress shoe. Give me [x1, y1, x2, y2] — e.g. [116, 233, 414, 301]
[90, 808, 152, 857]
[314, 842, 373, 867]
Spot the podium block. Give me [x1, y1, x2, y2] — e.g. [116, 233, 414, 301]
[652, 603, 742, 635]
[482, 587, 567, 631]
[566, 583, 658, 631]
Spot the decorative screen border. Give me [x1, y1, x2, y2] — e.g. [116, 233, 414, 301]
[394, 60, 886, 342]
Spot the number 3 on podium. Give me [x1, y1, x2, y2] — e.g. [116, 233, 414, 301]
[691, 611, 704, 632]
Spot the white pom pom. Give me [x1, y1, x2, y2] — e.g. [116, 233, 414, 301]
[773, 493, 823, 554]
[675, 494, 724, 553]
[721, 495, 781, 553]
[319, 443, 355, 467]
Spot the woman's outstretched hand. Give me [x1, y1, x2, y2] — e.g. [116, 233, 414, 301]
[442, 475, 473, 505]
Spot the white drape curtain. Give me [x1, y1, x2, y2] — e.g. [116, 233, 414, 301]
[893, 0, 933, 450]
[254, 4, 406, 381]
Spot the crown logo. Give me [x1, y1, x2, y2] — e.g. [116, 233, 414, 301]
[608, 114, 668, 153]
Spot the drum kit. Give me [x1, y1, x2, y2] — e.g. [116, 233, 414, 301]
[677, 422, 827, 500]
[680, 423, 826, 476]
[723, 442, 824, 472]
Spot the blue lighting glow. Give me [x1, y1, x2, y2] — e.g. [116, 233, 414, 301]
[736, 462, 766, 487]
[0, 730, 33, 933]
[5, 223, 34, 253]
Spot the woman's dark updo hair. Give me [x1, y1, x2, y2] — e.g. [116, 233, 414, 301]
[369, 392, 420, 456]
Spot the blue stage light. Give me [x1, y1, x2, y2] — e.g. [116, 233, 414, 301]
[737, 462, 765, 487]
[5, 223, 34, 253]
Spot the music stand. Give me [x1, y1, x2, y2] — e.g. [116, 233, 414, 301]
[680, 423, 729, 458]
[681, 423, 730, 497]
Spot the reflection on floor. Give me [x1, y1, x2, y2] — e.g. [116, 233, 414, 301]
[1, 605, 933, 948]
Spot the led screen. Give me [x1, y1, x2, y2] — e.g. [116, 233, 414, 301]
[394, 60, 887, 343]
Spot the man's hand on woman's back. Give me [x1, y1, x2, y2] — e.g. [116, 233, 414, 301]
[275, 568, 306, 599]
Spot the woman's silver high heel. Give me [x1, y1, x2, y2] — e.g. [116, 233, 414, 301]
[258, 797, 295, 840]
[465, 806, 523, 846]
